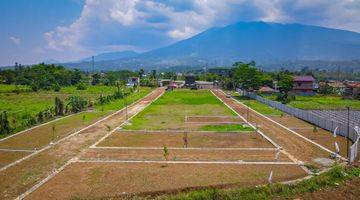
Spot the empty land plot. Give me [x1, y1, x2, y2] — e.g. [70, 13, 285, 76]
[268, 115, 349, 158]
[0, 88, 160, 200]
[213, 90, 335, 167]
[81, 148, 290, 162]
[26, 162, 306, 200]
[123, 89, 236, 130]
[97, 130, 273, 148]
[0, 151, 31, 168]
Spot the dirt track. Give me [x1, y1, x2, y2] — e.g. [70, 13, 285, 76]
[0, 88, 164, 200]
[211, 90, 333, 166]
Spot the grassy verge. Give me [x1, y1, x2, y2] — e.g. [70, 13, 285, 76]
[156, 165, 360, 200]
[124, 89, 236, 130]
[198, 124, 254, 132]
[264, 94, 360, 110]
[232, 94, 283, 116]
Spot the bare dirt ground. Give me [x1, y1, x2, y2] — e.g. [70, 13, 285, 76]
[0, 151, 31, 168]
[98, 130, 273, 148]
[211, 90, 336, 167]
[81, 148, 290, 162]
[269, 115, 349, 158]
[0, 88, 163, 200]
[26, 162, 306, 200]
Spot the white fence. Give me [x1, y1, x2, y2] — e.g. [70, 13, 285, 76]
[349, 136, 359, 163]
[239, 90, 358, 143]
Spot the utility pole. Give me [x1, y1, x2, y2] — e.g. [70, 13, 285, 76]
[92, 56, 95, 73]
[125, 95, 128, 122]
[347, 106, 350, 162]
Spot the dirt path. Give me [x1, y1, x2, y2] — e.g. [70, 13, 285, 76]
[211, 90, 334, 167]
[0, 88, 164, 200]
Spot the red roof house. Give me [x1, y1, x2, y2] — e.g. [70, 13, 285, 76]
[292, 75, 315, 94]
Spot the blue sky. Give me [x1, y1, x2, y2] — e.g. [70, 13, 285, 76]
[1, 0, 359, 66]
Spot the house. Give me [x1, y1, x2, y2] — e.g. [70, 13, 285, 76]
[196, 81, 217, 89]
[344, 82, 360, 98]
[166, 82, 178, 91]
[127, 77, 140, 87]
[184, 74, 196, 88]
[258, 86, 278, 94]
[327, 81, 346, 95]
[292, 75, 316, 95]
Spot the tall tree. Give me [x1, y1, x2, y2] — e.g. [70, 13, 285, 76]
[233, 62, 263, 90]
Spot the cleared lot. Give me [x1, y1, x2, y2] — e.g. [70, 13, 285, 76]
[26, 162, 306, 200]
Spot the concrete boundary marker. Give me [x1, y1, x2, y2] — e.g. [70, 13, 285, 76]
[76, 159, 297, 165]
[210, 90, 281, 149]
[230, 91, 347, 161]
[0, 148, 36, 153]
[15, 88, 163, 199]
[91, 146, 278, 151]
[0, 89, 158, 173]
[15, 157, 78, 200]
[0, 112, 82, 142]
[90, 90, 165, 148]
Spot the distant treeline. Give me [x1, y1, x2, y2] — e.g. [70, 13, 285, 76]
[0, 63, 140, 91]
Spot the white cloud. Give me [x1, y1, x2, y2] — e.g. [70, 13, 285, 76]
[9, 36, 21, 45]
[44, 0, 360, 61]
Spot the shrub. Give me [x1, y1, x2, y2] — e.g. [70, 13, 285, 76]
[76, 82, 87, 90]
[66, 96, 87, 113]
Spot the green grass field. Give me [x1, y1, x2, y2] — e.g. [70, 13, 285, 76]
[124, 89, 236, 130]
[198, 124, 254, 132]
[0, 84, 151, 135]
[265, 95, 360, 110]
[232, 94, 283, 116]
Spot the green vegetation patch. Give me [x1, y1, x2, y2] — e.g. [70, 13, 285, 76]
[198, 124, 254, 132]
[265, 94, 360, 110]
[157, 166, 360, 200]
[124, 89, 236, 130]
[233, 95, 283, 116]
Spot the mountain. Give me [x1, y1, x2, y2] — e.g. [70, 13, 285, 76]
[63, 21, 360, 71]
[80, 50, 138, 62]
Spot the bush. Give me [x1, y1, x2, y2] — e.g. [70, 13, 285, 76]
[66, 96, 87, 113]
[76, 82, 87, 90]
[52, 84, 61, 92]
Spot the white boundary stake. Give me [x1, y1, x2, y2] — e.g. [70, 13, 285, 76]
[15, 88, 163, 200]
[90, 90, 165, 148]
[0, 89, 159, 173]
[92, 146, 278, 151]
[211, 90, 313, 174]
[230, 91, 347, 161]
[0, 111, 82, 142]
[210, 90, 281, 149]
[0, 148, 36, 153]
[76, 159, 297, 165]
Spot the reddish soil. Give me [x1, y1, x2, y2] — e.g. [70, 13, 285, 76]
[269, 115, 349, 158]
[212, 90, 333, 166]
[81, 148, 290, 162]
[26, 162, 306, 200]
[0, 88, 164, 200]
[98, 130, 274, 148]
[0, 151, 30, 168]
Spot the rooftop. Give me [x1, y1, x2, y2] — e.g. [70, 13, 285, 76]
[294, 75, 315, 82]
